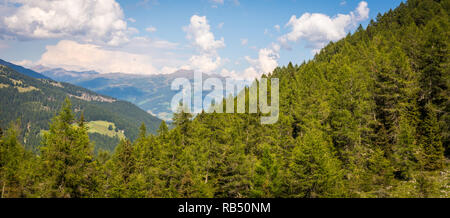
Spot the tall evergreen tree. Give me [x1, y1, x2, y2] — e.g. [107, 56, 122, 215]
[40, 98, 97, 197]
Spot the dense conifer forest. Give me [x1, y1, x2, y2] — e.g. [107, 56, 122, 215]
[0, 0, 448, 198]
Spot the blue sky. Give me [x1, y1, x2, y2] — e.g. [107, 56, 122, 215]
[0, 0, 403, 80]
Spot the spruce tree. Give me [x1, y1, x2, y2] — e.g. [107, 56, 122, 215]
[40, 98, 97, 197]
[288, 127, 344, 198]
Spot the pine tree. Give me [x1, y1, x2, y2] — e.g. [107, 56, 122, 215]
[288, 127, 344, 198]
[40, 98, 97, 198]
[107, 139, 135, 197]
[215, 142, 253, 198]
[417, 103, 445, 170]
[0, 121, 28, 197]
[172, 103, 193, 147]
[417, 17, 449, 159]
[157, 120, 169, 138]
[250, 143, 282, 197]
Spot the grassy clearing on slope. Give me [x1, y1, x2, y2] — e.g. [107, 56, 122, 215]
[39, 120, 125, 139]
[86, 120, 125, 139]
[0, 82, 40, 93]
[17, 85, 39, 93]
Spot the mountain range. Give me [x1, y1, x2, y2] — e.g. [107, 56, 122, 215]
[32, 66, 228, 121]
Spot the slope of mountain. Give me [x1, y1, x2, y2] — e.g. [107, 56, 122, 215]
[36, 68, 227, 121]
[0, 63, 162, 152]
[0, 59, 50, 80]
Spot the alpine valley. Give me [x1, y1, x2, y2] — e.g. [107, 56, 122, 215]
[0, 60, 162, 152]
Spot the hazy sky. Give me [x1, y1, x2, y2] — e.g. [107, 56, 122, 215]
[0, 0, 403, 80]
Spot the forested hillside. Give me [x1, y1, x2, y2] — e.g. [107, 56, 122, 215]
[0, 64, 162, 152]
[0, 0, 448, 198]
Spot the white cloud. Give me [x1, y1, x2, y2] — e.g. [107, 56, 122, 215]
[340, 1, 347, 6]
[189, 54, 222, 73]
[0, 0, 134, 46]
[278, 1, 369, 50]
[184, 15, 224, 73]
[36, 40, 163, 75]
[243, 67, 260, 79]
[217, 22, 224, 29]
[241, 38, 248, 46]
[220, 68, 254, 82]
[32, 37, 188, 74]
[183, 15, 225, 54]
[244, 44, 279, 79]
[128, 18, 136, 23]
[75, 35, 184, 71]
[145, 26, 157, 33]
[129, 36, 178, 50]
[220, 68, 236, 77]
[160, 66, 179, 75]
[252, 47, 279, 73]
[356, 1, 369, 19]
[220, 24, 278, 80]
[11, 59, 34, 68]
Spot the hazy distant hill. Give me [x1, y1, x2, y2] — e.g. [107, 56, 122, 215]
[36, 68, 227, 121]
[0, 63, 162, 152]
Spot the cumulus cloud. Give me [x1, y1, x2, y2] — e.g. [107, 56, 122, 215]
[36, 40, 159, 74]
[21, 35, 184, 75]
[355, 1, 369, 19]
[278, 1, 369, 50]
[109, 36, 186, 69]
[189, 54, 222, 73]
[245, 47, 279, 73]
[184, 15, 225, 54]
[242, 43, 279, 80]
[184, 15, 225, 73]
[221, 68, 257, 82]
[0, 0, 133, 46]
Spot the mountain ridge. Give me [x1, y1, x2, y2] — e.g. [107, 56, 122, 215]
[35, 67, 228, 121]
[0, 59, 50, 80]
